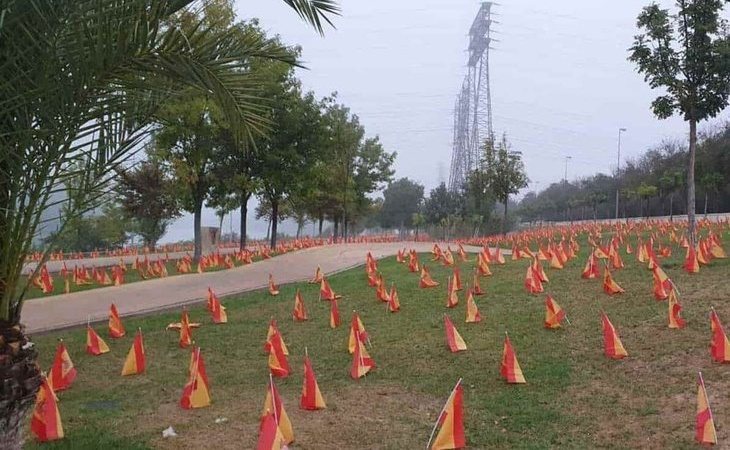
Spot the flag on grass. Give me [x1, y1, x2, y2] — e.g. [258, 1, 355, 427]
[268, 332, 290, 378]
[262, 376, 294, 444]
[428, 379, 465, 450]
[465, 290, 482, 323]
[696, 372, 718, 446]
[301, 354, 326, 410]
[86, 325, 110, 356]
[293, 289, 308, 321]
[121, 329, 145, 376]
[444, 315, 467, 352]
[501, 333, 526, 384]
[330, 298, 341, 328]
[48, 341, 76, 392]
[268, 274, 280, 296]
[709, 309, 730, 363]
[668, 289, 686, 329]
[544, 295, 566, 329]
[180, 347, 211, 409]
[31, 376, 64, 442]
[257, 410, 286, 450]
[350, 331, 375, 379]
[601, 312, 628, 359]
[348, 312, 369, 354]
[108, 303, 125, 338]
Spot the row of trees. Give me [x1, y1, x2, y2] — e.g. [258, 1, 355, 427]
[49, 5, 395, 259]
[377, 135, 528, 238]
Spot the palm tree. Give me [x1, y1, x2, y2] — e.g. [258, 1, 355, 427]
[0, 1, 338, 447]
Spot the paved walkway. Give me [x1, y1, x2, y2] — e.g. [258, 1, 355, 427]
[23, 242, 481, 334]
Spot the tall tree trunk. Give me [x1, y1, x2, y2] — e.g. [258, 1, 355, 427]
[318, 215, 323, 237]
[270, 198, 279, 249]
[239, 196, 249, 250]
[669, 194, 674, 222]
[704, 192, 708, 218]
[193, 200, 202, 263]
[502, 198, 508, 234]
[333, 216, 339, 240]
[687, 119, 697, 247]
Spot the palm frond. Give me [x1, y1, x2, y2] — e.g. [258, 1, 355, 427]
[281, 0, 339, 35]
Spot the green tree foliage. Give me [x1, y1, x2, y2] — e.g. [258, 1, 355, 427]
[379, 178, 425, 232]
[481, 135, 529, 232]
[628, 0, 730, 244]
[116, 159, 181, 249]
[47, 204, 131, 252]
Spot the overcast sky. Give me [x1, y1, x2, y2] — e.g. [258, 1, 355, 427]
[162, 0, 730, 242]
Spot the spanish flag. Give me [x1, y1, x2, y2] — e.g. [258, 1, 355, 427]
[348, 312, 369, 354]
[652, 266, 672, 300]
[264, 319, 289, 355]
[179, 309, 192, 348]
[210, 293, 227, 324]
[428, 379, 465, 450]
[30, 376, 64, 442]
[262, 376, 294, 444]
[544, 295, 566, 329]
[206, 286, 218, 311]
[350, 330, 375, 379]
[121, 329, 146, 376]
[48, 341, 76, 392]
[86, 325, 110, 356]
[268, 331, 290, 378]
[601, 312, 628, 359]
[477, 253, 492, 276]
[444, 315, 467, 352]
[376, 276, 390, 302]
[319, 277, 341, 301]
[258, 410, 286, 449]
[667, 289, 686, 329]
[524, 263, 543, 294]
[493, 247, 506, 264]
[452, 267, 462, 291]
[180, 347, 211, 409]
[420, 265, 440, 288]
[696, 372, 718, 445]
[501, 333, 526, 383]
[388, 284, 401, 313]
[446, 277, 459, 308]
[581, 253, 600, 279]
[684, 245, 700, 274]
[293, 289, 308, 321]
[330, 298, 341, 328]
[602, 267, 625, 296]
[709, 309, 730, 363]
[549, 249, 564, 269]
[300, 353, 326, 410]
[309, 266, 324, 283]
[472, 270, 484, 295]
[268, 274, 280, 296]
[465, 290, 482, 323]
[108, 304, 125, 338]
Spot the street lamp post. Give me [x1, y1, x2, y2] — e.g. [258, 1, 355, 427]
[615, 128, 627, 220]
[563, 156, 572, 184]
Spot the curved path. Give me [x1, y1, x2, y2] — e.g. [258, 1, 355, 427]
[23, 242, 483, 334]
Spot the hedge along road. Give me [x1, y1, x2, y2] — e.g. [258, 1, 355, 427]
[21, 241, 489, 334]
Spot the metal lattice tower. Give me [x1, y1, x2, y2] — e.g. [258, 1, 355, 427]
[449, 2, 495, 192]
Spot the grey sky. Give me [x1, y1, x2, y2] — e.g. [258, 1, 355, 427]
[161, 0, 730, 242]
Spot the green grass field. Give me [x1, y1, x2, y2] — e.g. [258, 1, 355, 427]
[26, 233, 730, 449]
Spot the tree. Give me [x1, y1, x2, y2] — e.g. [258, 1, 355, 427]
[379, 178, 424, 233]
[659, 170, 684, 220]
[482, 135, 529, 232]
[637, 183, 659, 218]
[424, 183, 461, 239]
[116, 159, 181, 249]
[629, 0, 730, 245]
[700, 172, 724, 216]
[0, 0, 338, 446]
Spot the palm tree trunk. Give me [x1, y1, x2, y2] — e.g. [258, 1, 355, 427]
[239, 198, 248, 250]
[687, 119, 697, 247]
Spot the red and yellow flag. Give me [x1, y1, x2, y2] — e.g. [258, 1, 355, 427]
[581, 253, 600, 279]
[465, 290, 482, 323]
[180, 347, 211, 409]
[257, 410, 286, 450]
[601, 312, 628, 359]
[684, 245, 700, 274]
[602, 267, 625, 296]
[429, 379, 465, 450]
[121, 329, 146, 376]
[309, 266, 324, 283]
[300, 354, 326, 410]
[524, 263, 543, 294]
[696, 372, 718, 446]
[292, 289, 308, 321]
[86, 325, 110, 356]
[668, 289, 686, 329]
[210, 293, 227, 324]
[472, 270, 485, 295]
[262, 376, 294, 444]
[329, 298, 341, 328]
[179, 309, 192, 348]
[264, 319, 289, 356]
[319, 277, 341, 301]
[444, 315, 468, 352]
[108, 303, 125, 338]
[48, 341, 76, 392]
[500, 334, 526, 383]
[452, 267, 462, 291]
[348, 312, 369, 354]
[30, 376, 64, 442]
[709, 309, 730, 363]
[350, 331, 375, 379]
[420, 265, 440, 288]
[544, 295, 566, 329]
[268, 331, 290, 378]
[446, 277, 459, 308]
[652, 265, 672, 300]
[268, 274, 280, 296]
[388, 284, 401, 313]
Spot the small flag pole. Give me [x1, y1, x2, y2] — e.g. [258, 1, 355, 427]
[269, 373, 279, 426]
[426, 378, 462, 450]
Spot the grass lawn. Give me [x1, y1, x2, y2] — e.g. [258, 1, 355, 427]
[26, 232, 730, 449]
